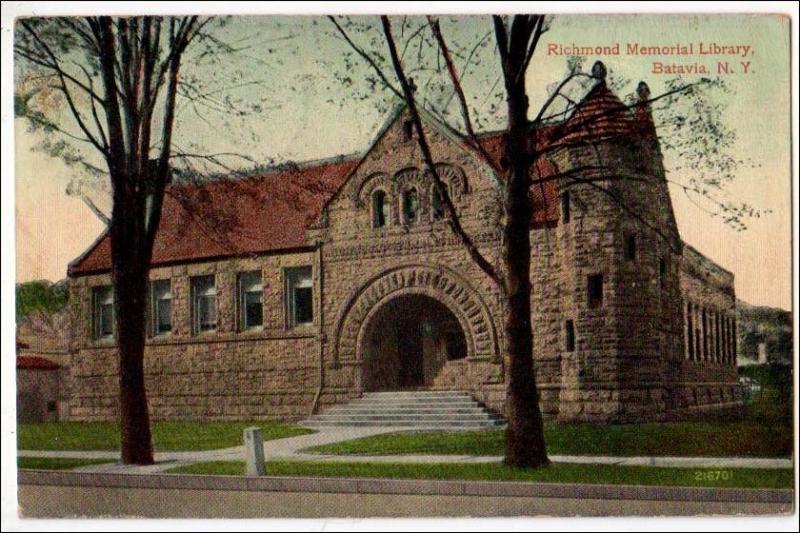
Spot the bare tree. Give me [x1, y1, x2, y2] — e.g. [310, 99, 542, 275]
[328, 14, 766, 467]
[14, 16, 280, 464]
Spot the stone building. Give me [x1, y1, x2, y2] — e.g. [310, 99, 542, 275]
[17, 355, 63, 423]
[65, 69, 740, 423]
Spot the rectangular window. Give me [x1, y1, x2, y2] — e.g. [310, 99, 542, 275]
[587, 274, 603, 308]
[191, 275, 217, 334]
[561, 191, 570, 223]
[92, 285, 114, 339]
[150, 279, 172, 335]
[624, 233, 636, 261]
[286, 266, 313, 327]
[659, 257, 667, 289]
[702, 308, 708, 360]
[565, 320, 575, 352]
[686, 303, 694, 361]
[239, 271, 263, 330]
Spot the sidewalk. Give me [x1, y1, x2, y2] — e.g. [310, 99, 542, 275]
[17, 426, 794, 474]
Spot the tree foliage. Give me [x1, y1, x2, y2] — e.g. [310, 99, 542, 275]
[15, 280, 68, 320]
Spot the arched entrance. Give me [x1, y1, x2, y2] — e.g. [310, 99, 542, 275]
[361, 294, 467, 392]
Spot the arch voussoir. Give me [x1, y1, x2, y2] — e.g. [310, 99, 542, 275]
[332, 264, 499, 366]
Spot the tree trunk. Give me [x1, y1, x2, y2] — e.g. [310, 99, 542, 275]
[502, 70, 549, 469]
[110, 196, 154, 465]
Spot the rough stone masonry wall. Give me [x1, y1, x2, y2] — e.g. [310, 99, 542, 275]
[548, 134, 687, 423]
[17, 368, 61, 424]
[529, 225, 563, 418]
[676, 245, 740, 418]
[312, 110, 508, 414]
[67, 252, 322, 421]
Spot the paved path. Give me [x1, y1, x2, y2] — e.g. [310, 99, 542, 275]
[17, 426, 794, 473]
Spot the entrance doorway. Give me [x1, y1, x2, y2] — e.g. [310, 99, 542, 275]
[362, 294, 467, 392]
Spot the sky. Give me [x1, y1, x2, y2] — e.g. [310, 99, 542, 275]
[13, 13, 793, 310]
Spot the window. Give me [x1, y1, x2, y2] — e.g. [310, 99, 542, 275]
[702, 308, 708, 360]
[47, 401, 57, 413]
[150, 279, 172, 335]
[372, 190, 388, 228]
[659, 257, 667, 289]
[403, 119, 414, 141]
[624, 233, 636, 261]
[92, 286, 114, 339]
[587, 274, 603, 308]
[561, 191, 570, 223]
[687, 303, 695, 360]
[565, 320, 575, 352]
[239, 271, 263, 330]
[191, 275, 217, 334]
[445, 332, 467, 360]
[286, 266, 313, 327]
[402, 188, 419, 224]
[432, 185, 445, 221]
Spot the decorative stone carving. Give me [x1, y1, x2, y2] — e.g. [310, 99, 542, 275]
[332, 263, 499, 366]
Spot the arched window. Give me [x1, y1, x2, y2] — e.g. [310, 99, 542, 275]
[402, 187, 419, 224]
[432, 184, 446, 221]
[372, 189, 388, 228]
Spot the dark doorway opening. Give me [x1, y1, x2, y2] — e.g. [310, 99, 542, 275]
[362, 294, 467, 392]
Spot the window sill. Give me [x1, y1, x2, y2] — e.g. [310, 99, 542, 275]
[287, 323, 315, 332]
[89, 337, 115, 348]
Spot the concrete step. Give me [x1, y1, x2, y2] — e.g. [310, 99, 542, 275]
[307, 414, 503, 422]
[345, 400, 480, 408]
[301, 419, 504, 428]
[300, 423, 502, 432]
[362, 391, 472, 397]
[303, 390, 506, 430]
[324, 407, 490, 415]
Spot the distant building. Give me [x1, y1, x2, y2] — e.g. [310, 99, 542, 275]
[65, 65, 739, 423]
[16, 310, 71, 422]
[17, 355, 63, 423]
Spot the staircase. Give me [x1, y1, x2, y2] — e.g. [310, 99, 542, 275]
[302, 390, 505, 431]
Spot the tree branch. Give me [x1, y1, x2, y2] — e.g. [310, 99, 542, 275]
[426, 16, 496, 170]
[18, 21, 108, 154]
[81, 194, 111, 225]
[328, 16, 404, 100]
[381, 16, 505, 291]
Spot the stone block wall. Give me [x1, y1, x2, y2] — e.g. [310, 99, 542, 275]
[67, 252, 322, 421]
[675, 244, 740, 417]
[64, 108, 741, 424]
[17, 367, 61, 423]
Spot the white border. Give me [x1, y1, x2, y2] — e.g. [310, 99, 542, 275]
[2, 2, 798, 531]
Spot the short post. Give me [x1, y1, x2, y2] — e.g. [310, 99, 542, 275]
[243, 426, 265, 476]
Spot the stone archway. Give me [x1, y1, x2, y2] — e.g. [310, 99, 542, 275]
[332, 264, 499, 369]
[361, 293, 468, 391]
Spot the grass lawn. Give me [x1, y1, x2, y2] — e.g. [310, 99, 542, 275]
[166, 460, 794, 489]
[17, 457, 115, 470]
[305, 420, 794, 458]
[17, 421, 314, 452]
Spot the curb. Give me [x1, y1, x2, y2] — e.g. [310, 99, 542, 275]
[17, 469, 794, 503]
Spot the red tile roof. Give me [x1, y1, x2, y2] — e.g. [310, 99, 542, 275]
[556, 82, 644, 146]
[69, 82, 643, 275]
[68, 158, 359, 276]
[17, 355, 61, 370]
[476, 132, 559, 228]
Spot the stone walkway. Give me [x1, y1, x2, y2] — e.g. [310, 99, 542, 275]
[17, 426, 794, 474]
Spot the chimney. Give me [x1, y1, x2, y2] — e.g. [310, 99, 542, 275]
[635, 80, 656, 136]
[591, 61, 607, 85]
